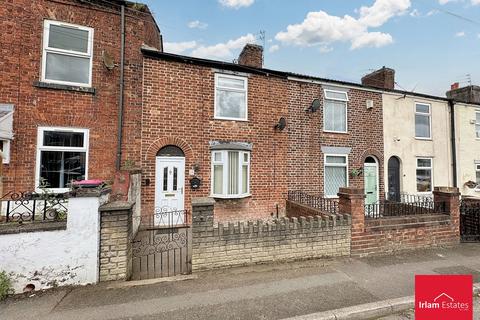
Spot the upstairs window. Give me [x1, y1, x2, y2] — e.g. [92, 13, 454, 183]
[211, 150, 250, 198]
[324, 154, 348, 197]
[214, 74, 248, 121]
[476, 164, 480, 186]
[36, 127, 89, 191]
[324, 89, 348, 133]
[42, 20, 94, 87]
[475, 111, 480, 139]
[416, 158, 433, 193]
[415, 103, 431, 139]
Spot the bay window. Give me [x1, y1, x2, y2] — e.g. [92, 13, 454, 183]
[36, 127, 89, 191]
[211, 150, 250, 198]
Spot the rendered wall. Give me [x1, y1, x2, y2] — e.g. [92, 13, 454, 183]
[0, 195, 106, 293]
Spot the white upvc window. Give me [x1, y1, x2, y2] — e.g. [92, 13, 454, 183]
[324, 154, 348, 198]
[415, 103, 431, 139]
[36, 127, 89, 192]
[416, 158, 433, 193]
[214, 74, 248, 121]
[323, 89, 348, 133]
[476, 164, 480, 186]
[0, 140, 10, 164]
[42, 20, 94, 87]
[211, 150, 250, 198]
[475, 111, 480, 139]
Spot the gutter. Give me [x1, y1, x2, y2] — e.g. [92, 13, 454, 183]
[116, 4, 126, 170]
[448, 99, 458, 188]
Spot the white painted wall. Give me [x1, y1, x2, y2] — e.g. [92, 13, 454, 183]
[0, 194, 108, 293]
[383, 93, 453, 196]
[455, 103, 480, 197]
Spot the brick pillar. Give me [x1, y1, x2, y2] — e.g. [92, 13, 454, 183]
[433, 187, 461, 237]
[99, 201, 134, 282]
[191, 197, 215, 245]
[338, 187, 365, 234]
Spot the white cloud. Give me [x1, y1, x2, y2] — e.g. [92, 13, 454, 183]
[410, 9, 420, 17]
[191, 34, 257, 59]
[269, 44, 280, 53]
[438, 0, 457, 4]
[275, 0, 410, 50]
[187, 20, 208, 29]
[455, 31, 466, 37]
[164, 41, 198, 54]
[219, 0, 254, 9]
[472, 0, 480, 5]
[319, 46, 333, 53]
[427, 9, 439, 16]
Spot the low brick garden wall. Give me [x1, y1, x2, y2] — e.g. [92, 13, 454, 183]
[338, 187, 461, 257]
[192, 198, 351, 271]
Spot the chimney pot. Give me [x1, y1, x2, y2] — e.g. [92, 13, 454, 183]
[451, 82, 460, 90]
[361, 67, 395, 90]
[238, 44, 263, 68]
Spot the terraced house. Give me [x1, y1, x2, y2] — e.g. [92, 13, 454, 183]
[0, 0, 161, 193]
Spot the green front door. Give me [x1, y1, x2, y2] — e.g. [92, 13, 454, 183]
[364, 165, 378, 205]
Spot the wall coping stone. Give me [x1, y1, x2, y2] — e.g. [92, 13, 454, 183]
[0, 221, 67, 235]
[100, 201, 134, 212]
[192, 197, 216, 206]
[433, 187, 460, 195]
[68, 188, 112, 198]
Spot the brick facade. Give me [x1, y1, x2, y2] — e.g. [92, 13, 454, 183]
[0, 0, 160, 191]
[141, 54, 289, 223]
[287, 81, 384, 197]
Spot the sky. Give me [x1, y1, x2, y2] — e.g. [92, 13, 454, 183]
[142, 0, 480, 97]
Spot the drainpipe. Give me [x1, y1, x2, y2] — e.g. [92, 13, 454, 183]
[116, 4, 126, 170]
[448, 99, 458, 188]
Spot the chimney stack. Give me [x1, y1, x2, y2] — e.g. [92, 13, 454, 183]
[238, 44, 263, 68]
[361, 67, 395, 90]
[446, 85, 480, 104]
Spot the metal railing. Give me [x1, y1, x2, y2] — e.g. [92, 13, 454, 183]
[0, 191, 68, 224]
[387, 192, 433, 203]
[365, 200, 446, 219]
[136, 207, 189, 229]
[287, 190, 338, 214]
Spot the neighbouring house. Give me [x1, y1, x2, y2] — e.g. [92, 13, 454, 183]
[0, 0, 161, 193]
[447, 84, 480, 198]
[141, 44, 386, 223]
[376, 68, 454, 200]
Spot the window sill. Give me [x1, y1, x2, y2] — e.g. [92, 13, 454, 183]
[323, 130, 349, 135]
[34, 81, 95, 94]
[211, 194, 251, 200]
[414, 137, 432, 141]
[213, 117, 249, 122]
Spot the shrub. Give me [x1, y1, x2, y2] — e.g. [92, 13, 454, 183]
[0, 271, 13, 300]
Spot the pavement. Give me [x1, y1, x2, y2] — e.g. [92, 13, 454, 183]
[0, 243, 479, 320]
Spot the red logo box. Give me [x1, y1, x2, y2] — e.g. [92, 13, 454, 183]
[415, 275, 473, 320]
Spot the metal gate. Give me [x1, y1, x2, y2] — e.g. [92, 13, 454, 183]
[131, 209, 191, 280]
[460, 201, 480, 242]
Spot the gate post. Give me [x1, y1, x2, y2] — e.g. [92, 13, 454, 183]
[99, 201, 134, 282]
[433, 187, 461, 238]
[338, 187, 365, 234]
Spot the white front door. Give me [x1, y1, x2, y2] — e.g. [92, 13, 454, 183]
[155, 157, 185, 225]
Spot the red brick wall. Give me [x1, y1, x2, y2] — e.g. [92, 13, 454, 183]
[0, 0, 160, 192]
[287, 81, 384, 197]
[141, 58, 289, 223]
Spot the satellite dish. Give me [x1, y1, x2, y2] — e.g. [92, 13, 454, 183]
[308, 99, 321, 113]
[274, 117, 287, 131]
[102, 50, 116, 70]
